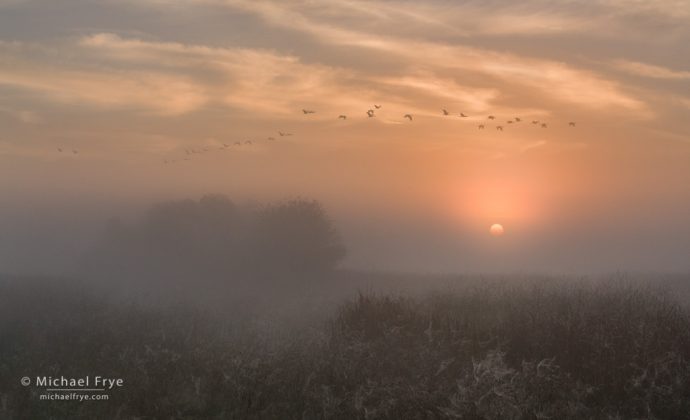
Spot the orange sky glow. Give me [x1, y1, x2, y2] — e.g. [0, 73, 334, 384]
[1, 0, 689, 273]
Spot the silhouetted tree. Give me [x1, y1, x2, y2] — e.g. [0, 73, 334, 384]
[83, 195, 345, 288]
[249, 199, 347, 275]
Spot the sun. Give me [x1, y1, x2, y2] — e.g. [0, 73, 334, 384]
[489, 223, 505, 237]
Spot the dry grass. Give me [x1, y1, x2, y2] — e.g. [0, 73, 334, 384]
[1, 275, 689, 419]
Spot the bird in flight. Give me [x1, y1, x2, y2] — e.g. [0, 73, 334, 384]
[244, 140, 253, 145]
[57, 148, 63, 152]
[569, 122, 576, 127]
[234, 141, 241, 146]
[488, 115, 495, 120]
[404, 114, 413, 121]
[515, 117, 521, 122]
[72, 149, 79, 154]
[507, 120, 514, 124]
[541, 123, 548, 128]
[460, 113, 468, 118]
[302, 109, 315, 114]
[442, 109, 449, 116]
[374, 104, 382, 109]
[496, 126, 503, 131]
[478, 124, 485, 129]
[338, 115, 347, 120]
[279, 131, 293, 136]
[267, 137, 275, 141]
[532, 120, 539, 125]
[367, 109, 375, 118]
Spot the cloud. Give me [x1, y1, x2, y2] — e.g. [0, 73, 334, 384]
[0, 106, 42, 123]
[0, 1, 669, 122]
[213, 0, 594, 38]
[215, 0, 645, 113]
[521, 140, 547, 153]
[80, 33, 368, 116]
[600, 0, 690, 20]
[1, 35, 363, 117]
[0, 39, 208, 115]
[612, 59, 690, 80]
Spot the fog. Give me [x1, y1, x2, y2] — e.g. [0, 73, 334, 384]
[2, 186, 690, 282]
[3, 2, 690, 418]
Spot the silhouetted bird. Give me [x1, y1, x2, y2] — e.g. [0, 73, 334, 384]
[507, 120, 514, 124]
[267, 137, 275, 141]
[488, 115, 495, 120]
[442, 109, 449, 115]
[478, 125, 485, 129]
[338, 115, 347, 119]
[302, 109, 315, 114]
[234, 141, 241, 146]
[541, 123, 548, 128]
[72, 149, 78, 154]
[404, 114, 413, 121]
[460, 113, 468, 117]
[244, 140, 252, 145]
[569, 122, 576, 127]
[496, 126, 503, 131]
[367, 109, 375, 117]
[279, 131, 293, 136]
[374, 104, 382, 109]
[57, 148, 63, 152]
[532, 120, 539, 125]
[515, 117, 521, 122]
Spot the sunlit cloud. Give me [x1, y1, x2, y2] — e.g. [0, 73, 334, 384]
[612, 59, 690, 80]
[214, 0, 646, 114]
[0, 40, 208, 115]
[520, 140, 547, 153]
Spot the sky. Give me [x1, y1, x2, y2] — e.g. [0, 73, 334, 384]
[1, 0, 689, 274]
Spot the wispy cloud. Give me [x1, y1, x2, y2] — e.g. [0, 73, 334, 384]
[0, 39, 208, 115]
[612, 59, 690, 80]
[1, 35, 361, 116]
[214, 0, 645, 113]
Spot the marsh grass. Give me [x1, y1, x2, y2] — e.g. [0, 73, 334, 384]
[1, 275, 689, 419]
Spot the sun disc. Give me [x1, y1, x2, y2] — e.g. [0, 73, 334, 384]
[489, 223, 504, 236]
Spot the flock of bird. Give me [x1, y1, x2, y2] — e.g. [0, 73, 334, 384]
[322, 106, 576, 129]
[54, 105, 577, 163]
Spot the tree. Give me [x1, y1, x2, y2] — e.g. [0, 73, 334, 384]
[250, 199, 346, 274]
[83, 196, 346, 287]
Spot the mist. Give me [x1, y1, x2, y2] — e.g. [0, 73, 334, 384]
[2, 1, 690, 418]
[2, 186, 690, 279]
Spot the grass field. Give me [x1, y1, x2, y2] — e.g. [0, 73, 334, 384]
[1, 274, 689, 419]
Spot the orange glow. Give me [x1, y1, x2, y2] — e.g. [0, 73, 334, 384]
[447, 175, 541, 232]
[490, 223, 505, 236]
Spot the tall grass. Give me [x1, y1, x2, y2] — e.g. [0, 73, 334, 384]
[1, 276, 689, 419]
